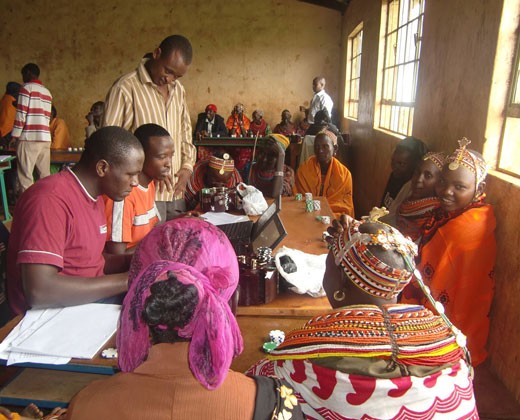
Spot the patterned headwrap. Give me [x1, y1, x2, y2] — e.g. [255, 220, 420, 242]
[446, 137, 487, 191]
[208, 153, 235, 174]
[331, 208, 418, 300]
[319, 129, 338, 145]
[206, 104, 217, 113]
[423, 151, 447, 170]
[118, 218, 242, 390]
[269, 134, 290, 151]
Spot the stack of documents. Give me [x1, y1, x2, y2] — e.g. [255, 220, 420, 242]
[201, 212, 250, 226]
[0, 303, 121, 366]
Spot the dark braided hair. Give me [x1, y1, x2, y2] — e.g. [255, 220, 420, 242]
[142, 271, 199, 344]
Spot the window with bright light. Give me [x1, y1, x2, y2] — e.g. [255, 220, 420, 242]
[498, 39, 520, 177]
[378, 0, 426, 136]
[345, 23, 363, 120]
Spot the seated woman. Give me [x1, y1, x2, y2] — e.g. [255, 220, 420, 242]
[249, 134, 294, 198]
[66, 218, 304, 419]
[295, 131, 354, 218]
[393, 151, 445, 241]
[184, 152, 243, 210]
[273, 109, 297, 136]
[400, 138, 496, 366]
[226, 103, 251, 137]
[380, 136, 428, 213]
[248, 213, 477, 419]
[249, 109, 271, 137]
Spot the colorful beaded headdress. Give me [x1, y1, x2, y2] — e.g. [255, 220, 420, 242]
[446, 137, 487, 189]
[209, 153, 234, 175]
[332, 208, 418, 300]
[423, 151, 447, 170]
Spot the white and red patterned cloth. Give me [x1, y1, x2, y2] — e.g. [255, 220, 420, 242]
[248, 358, 477, 419]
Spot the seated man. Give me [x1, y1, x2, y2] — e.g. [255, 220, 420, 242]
[249, 134, 294, 198]
[85, 101, 104, 139]
[248, 213, 477, 419]
[295, 131, 354, 218]
[49, 105, 71, 150]
[194, 104, 228, 140]
[299, 109, 340, 165]
[7, 126, 144, 315]
[104, 123, 174, 255]
[185, 153, 242, 210]
[249, 109, 271, 137]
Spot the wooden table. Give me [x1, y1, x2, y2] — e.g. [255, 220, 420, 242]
[2, 148, 82, 165]
[0, 197, 333, 404]
[0, 317, 117, 408]
[232, 196, 332, 372]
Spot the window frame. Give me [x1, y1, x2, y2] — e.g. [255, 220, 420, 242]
[496, 33, 520, 178]
[345, 22, 363, 121]
[376, 0, 426, 136]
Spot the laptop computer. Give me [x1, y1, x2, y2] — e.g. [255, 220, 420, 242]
[218, 197, 287, 254]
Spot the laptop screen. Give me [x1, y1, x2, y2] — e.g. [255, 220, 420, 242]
[251, 211, 287, 251]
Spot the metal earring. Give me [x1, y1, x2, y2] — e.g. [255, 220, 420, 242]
[333, 289, 346, 302]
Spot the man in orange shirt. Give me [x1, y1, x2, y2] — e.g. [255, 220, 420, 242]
[0, 82, 21, 143]
[104, 123, 174, 254]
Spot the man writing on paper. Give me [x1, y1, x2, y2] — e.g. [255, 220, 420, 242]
[7, 126, 145, 315]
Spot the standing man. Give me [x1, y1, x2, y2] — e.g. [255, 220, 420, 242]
[11, 63, 53, 194]
[301, 76, 333, 124]
[103, 35, 196, 221]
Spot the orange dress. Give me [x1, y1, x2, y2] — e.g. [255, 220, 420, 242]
[225, 114, 251, 136]
[49, 117, 71, 149]
[400, 205, 496, 366]
[0, 94, 17, 137]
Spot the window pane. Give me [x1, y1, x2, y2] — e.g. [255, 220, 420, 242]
[345, 26, 363, 119]
[378, 0, 425, 136]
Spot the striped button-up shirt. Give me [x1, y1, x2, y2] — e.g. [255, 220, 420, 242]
[103, 59, 196, 201]
[12, 80, 52, 142]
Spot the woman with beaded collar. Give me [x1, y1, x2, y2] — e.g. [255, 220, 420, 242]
[248, 211, 477, 419]
[400, 137, 496, 367]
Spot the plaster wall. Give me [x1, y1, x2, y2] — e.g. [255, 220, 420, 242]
[342, 0, 520, 401]
[0, 0, 342, 144]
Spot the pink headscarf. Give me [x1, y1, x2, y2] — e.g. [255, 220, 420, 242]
[117, 218, 242, 390]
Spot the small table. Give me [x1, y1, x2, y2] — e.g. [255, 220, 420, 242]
[0, 156, 16, 221]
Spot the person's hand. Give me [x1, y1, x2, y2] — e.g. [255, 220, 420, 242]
[157, 174, 174, 194]
[0, 406, 13, 419]
[42, 407, 67, 420]
[173, 168, 191, 196]
[326, 214, 355, 245]
[8, 137, 18, 149]
[86, 112, 94, 125]
[267, 138, 285, 156]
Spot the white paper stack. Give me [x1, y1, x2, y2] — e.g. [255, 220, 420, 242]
[201, 212, 250, 226]
[0, 303, 121, 366]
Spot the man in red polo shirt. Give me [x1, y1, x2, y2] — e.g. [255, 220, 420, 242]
[7, 126, 145, 315]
